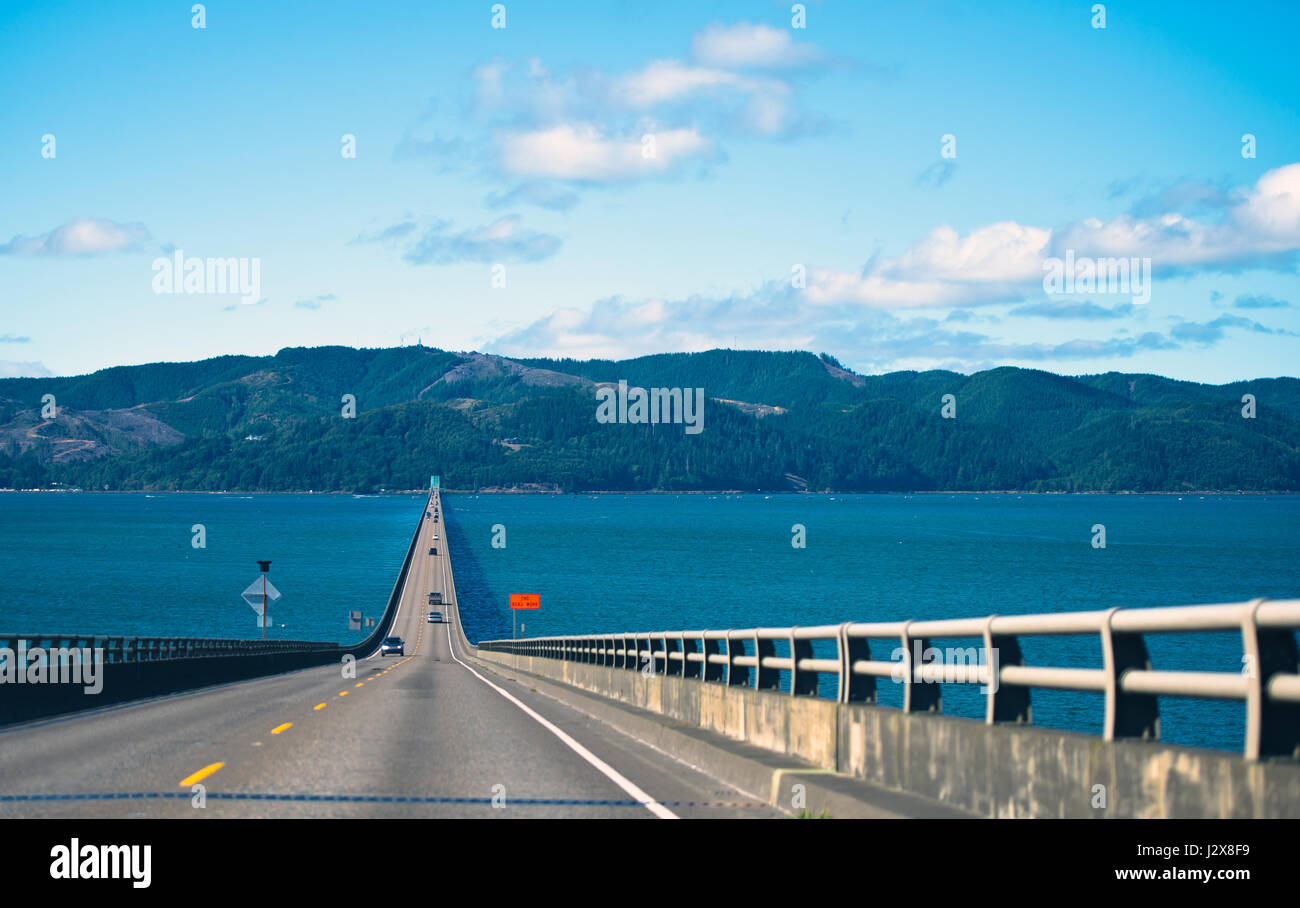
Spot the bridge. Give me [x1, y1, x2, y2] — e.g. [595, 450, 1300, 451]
[2, 492, 1297, 819]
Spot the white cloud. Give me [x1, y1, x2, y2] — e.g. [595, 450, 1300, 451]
[1235, 162, 1300, 242]
[808, 163, 1300, 309]
[0, 218, 149, 256]
[498, 124, 714, 182]
[487, 285, 1180, 372]
[611, 59, 750, 106]
[0, 360, 53, 378]
[692, 23, 823, 69]
[608, 60, 796, 136]
[403, 215, 562, 264]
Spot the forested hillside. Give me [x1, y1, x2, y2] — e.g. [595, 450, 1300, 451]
[1, 346, 1297, 492]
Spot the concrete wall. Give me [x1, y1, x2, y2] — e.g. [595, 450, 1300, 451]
[470, 648, 1300, 819]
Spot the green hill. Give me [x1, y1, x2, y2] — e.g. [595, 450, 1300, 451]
[1, 346, 1297, 492]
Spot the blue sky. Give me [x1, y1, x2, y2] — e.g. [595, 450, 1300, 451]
[1, 0, 1297, 383]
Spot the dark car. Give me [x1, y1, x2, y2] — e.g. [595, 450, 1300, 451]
[428, 591, 442, 605]
[380, 636, 404, 657]
[429, 546, 437, 555]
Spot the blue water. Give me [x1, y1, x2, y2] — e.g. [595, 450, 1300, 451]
[3, 491, 1297, 752]
[0, 492, 417, 646]
[444, 493, 1300, 753]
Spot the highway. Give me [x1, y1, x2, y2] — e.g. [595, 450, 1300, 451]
[0, 495, 779, 819]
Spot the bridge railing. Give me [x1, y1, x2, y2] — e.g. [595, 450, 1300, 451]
[478, 597, 1300, 760]
[0, 634, 339, 666]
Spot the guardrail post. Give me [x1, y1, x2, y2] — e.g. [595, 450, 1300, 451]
[1242, 598, 1300, 759]
[681, 634, 701, 680]
[663, 635, 682, 676]
[900, 622, 940, 713]
[702, 636, 724, 682]
[984, 616, 1030, 724]
[837, 624, 875, 704]
[754, 632, 779, 691]
[789, 628, 817, 696]
[725, 631, 748, 687]
[1102, 608, 1159, 741]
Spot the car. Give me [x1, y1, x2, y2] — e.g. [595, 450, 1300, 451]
[427, 611, 443, 623]
[429, 546, 437, 555]
[432, 533, 439, 540]
[428, 591, 442, 605]
[380, 636, 404, 657]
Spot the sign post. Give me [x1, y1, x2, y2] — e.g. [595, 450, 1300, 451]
[509, 593, 539, 640]
[242, 561, 280, 639]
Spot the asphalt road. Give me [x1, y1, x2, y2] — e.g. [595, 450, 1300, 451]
[0, 495, 779, 819]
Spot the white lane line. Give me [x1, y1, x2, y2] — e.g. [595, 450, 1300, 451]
[444, 622, 678, 819]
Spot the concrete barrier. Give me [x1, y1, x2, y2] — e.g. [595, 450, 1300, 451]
[470, 648, 1300, 818]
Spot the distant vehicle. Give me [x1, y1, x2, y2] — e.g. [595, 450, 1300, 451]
[426, 511, 431, 518]
[428, 591, 442, 605]
[432, 533, 439, 540]
[427, 611, 443, 623]
[380, 636, 404, 657]
[429, 546, 437, 555]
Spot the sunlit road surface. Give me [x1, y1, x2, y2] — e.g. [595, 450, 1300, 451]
[0, 500, 779, 819]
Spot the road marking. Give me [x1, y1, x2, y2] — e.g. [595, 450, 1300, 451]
[271, 723, 292, 735]
[179, 763, 224, 787]
[313, 703, 326, 711]
[444, 623, 678, 820]
[339, 690, 349, 697]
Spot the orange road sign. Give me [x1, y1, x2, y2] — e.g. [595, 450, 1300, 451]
[510, 594, 540, 610]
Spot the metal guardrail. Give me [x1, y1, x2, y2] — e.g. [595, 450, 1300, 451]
[478, 598, 1300, 760]
[0, 634, 338, 666]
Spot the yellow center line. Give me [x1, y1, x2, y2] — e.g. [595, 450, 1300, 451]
[271, 722, 292, 735]
[179, 762, 224, 787]
[355, 682, 364, 687]
[313, 702, 326, 710]
[339, 690, 349, 696]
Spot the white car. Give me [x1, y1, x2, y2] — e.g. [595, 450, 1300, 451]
[432, 533, 439, 540]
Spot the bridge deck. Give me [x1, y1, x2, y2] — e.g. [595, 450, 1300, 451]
[0, 495, 784, 818]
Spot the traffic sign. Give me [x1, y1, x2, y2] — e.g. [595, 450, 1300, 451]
[348, 610, 362, 631]
[509, 594, 539, 610]
[242, 576, 281, 613]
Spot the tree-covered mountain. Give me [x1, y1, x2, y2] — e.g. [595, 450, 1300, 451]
[1, 345, 1297, 492]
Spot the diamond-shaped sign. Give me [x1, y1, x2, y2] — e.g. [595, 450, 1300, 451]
[242, 576, 281, 614]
